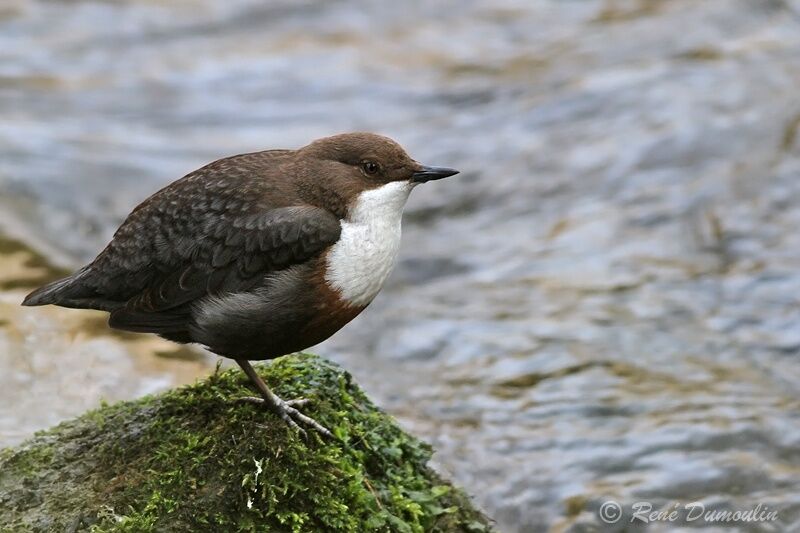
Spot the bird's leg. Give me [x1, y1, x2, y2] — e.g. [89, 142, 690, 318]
[234, 359, 332, 438]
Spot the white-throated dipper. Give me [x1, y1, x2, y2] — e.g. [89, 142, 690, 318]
[22, 132, 459, 437]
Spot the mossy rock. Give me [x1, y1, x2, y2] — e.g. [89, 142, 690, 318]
[0, 354, 492, 532]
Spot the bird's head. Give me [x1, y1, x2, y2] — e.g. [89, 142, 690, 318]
[298, 132, 459, 219]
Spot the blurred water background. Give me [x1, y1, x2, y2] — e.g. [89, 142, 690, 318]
[3, 0, 800, 530]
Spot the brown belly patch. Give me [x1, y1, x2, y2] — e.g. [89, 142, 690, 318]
[297, 262, 367, 348]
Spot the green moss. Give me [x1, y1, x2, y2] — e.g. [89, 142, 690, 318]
[0, 354, 492, 532]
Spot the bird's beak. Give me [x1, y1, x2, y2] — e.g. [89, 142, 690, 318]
[411, 165, 460, 183]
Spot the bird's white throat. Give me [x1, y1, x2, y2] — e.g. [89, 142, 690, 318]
[325, 180, 414, 306]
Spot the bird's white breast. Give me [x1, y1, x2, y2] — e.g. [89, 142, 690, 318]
[325, 181, 413, 307]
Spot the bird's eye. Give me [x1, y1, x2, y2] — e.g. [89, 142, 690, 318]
[361, 161, 380, 175]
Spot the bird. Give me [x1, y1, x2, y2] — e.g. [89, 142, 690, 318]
[22, 132, 459, 437]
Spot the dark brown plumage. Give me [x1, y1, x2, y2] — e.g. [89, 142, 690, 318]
[22, 132, 459, 435]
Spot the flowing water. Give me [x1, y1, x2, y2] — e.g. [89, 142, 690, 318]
[3, 0, 800, 530]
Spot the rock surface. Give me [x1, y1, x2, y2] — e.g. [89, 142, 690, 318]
[0, 354, 491, 532]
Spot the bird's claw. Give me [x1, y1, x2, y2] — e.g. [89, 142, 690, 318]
[236, 396, 331, 438]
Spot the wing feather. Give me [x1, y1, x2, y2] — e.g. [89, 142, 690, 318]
[111, 205, 341, 320]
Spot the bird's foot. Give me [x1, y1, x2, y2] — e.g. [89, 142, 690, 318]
[236, 395, 332, 438]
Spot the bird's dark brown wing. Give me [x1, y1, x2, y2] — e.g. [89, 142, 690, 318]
[99, 204, 341, 336]
[129, 205, 340, 307]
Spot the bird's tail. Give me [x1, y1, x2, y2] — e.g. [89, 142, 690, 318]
[21, 266, 99, 309]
